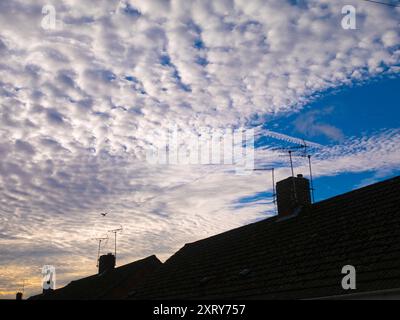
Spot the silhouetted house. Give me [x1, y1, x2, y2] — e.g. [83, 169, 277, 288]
[132, 175, 400, 299]
[29, 255, 161, 300]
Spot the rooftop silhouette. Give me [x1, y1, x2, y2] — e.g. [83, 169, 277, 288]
[29, 175, 400, 300]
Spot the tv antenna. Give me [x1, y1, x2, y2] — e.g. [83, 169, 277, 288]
[252, 167, 277, 215]
[273, 140, 309, 175]
[18, 279, 25, 294]
[108, 226, 123, 263]
[92, 236, 109, 267]
[289, 140, 316, 203]
[272, 139, 316, 203]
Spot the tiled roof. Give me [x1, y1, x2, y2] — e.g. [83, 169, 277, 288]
[133, 176, 400, 299]
[29, 255, 161, 300]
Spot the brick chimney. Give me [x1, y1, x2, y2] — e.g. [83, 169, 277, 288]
[98, 253, 116, 274]
[42, 287, 54, 295]
[276, 174, 311, 217]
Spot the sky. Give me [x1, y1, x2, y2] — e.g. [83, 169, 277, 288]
[0, 0, 399, 299]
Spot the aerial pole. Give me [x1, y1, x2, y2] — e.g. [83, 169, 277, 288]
[271, 168, 275, 203]
[108, 227, 123, 263]
[253, 167, 277, 215]
[308, 155, 315, 203]
[288, 150, 294, 178]
[92, 236, 108, 267]
[287, 150, 299, 203]
[271, 168, 277, 215]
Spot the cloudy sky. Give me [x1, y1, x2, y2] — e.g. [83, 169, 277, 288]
[0, 0, 399, 299]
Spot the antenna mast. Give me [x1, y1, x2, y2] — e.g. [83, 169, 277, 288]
[108, 227, 123, 263]
[288, 150, 294, 178]
[253, 167, 277, 215]
[92, 236, 108, 267]
[308, 155, 315, 203]
[284, 150, 299, 204]
[271, 168, 277, 214]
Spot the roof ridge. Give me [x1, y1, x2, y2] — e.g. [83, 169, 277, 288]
[114, 254, 161, 270]
[183, 216, 277, 247]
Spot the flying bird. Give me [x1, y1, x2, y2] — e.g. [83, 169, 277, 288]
[100, 212, 108, 217]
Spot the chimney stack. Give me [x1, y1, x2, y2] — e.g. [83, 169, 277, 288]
[276, 174, 311, 218]
[42, 287, 54, 295]
[98, 253, 116, 274]
[16, 292, 23, 300]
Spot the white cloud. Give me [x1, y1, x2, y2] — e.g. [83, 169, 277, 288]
[293, 106, 345, 142]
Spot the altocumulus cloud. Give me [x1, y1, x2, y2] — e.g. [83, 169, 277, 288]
[0, 0, 399, 298]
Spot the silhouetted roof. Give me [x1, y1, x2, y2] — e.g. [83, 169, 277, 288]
[29, 255, 161, 300]
[134, 176, 400, 299]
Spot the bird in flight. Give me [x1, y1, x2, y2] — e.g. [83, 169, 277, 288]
[100, 212, 108, 217]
